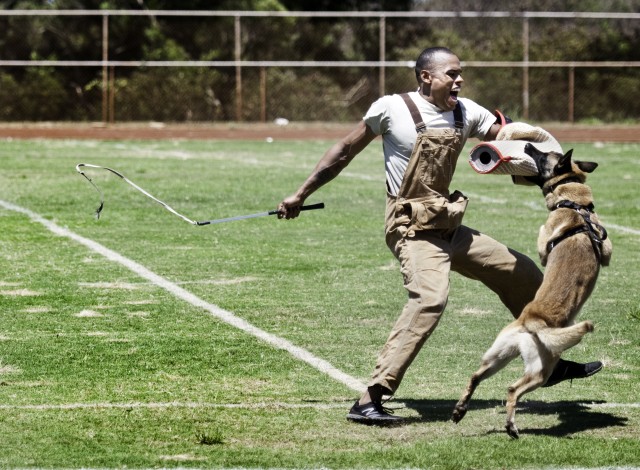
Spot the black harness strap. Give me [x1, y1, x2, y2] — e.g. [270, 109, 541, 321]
[556, 200, 595, 214]
[546, 225, 590, 252]
[546, 200, 609, 262]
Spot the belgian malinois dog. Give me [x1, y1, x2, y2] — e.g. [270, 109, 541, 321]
[451, 143, 612, 438]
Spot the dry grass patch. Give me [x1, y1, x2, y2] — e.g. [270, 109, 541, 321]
[20, 306, 52, 313]
[0, 363, 21, 374]
[460, 306, 492, 317]
[124, 299, 158, 305]
[127, 310, 150, 318]
[78, 281, 143, 290]
[75, 309, 103, 317]
[0, 289, 41, 296]
[159, 453, 207, 462]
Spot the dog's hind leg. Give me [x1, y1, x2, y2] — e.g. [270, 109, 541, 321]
[504, 333, 556, 439]
[504, 373, 548, 439]
[452, 325, 521, 423]
[504, 321, 596, 437]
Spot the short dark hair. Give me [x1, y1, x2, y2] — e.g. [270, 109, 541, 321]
[414, 47, 456, 83]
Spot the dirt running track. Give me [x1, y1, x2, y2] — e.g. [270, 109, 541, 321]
[0, 122, 638, 142]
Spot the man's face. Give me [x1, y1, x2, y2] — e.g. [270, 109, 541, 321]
[421, 53, 464, 111]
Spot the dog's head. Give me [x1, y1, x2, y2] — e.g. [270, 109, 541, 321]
[523, 143, 598, 190]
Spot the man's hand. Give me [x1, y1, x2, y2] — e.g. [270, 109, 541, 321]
[277, 195, 305, 219]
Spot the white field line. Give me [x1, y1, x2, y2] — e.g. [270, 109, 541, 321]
[0, 400, 637, 412]
[602, 222, 640, 236]
[0, 401, 348, 411]
[0, 199, 367, 395]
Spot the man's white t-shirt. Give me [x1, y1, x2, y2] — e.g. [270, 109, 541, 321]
[363, 91, 496, 196]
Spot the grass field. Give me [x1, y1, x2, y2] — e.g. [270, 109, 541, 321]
[0, 136, 639, 469]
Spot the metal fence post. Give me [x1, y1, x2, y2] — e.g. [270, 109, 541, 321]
[379, 15, 386, 97]
[101, 13, 109, 124]
[522, 16, 529, 120]
[109, 65, 115, 123]
[568, 66, 575, 122]
[235, 15, 242, 122]
[260, 66, 266, 122]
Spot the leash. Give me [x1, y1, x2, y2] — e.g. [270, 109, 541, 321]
[75, 163, 324, 225]
[76, 163, 200, 224]
[546, 200, 608, 262]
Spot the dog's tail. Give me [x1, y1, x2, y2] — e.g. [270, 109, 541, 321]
[528, 321, 594, 356]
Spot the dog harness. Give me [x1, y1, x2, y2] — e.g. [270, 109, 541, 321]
[546, 200, 609, 263]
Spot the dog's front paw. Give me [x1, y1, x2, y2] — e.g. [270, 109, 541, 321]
[584, 320, 594, 333]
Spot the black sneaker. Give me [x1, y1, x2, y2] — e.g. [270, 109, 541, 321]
[346, 400, 404, 425]
[543, 360, 603, 387]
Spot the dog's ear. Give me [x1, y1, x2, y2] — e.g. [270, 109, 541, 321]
[575, 161, 598, 173]
[556, 149, 574, 174]
[524, 142, 542, 157]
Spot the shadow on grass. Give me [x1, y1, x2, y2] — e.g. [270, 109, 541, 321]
[398, 399, 628, 436]
[514, 400, 629, 437]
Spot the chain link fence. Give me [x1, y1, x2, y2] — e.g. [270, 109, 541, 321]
[1, 10, 639, 124]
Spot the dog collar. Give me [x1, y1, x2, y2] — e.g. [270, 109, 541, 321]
[542, 176, 584, 196]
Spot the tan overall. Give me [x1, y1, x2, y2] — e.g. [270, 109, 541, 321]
[370, 94, 543, 394]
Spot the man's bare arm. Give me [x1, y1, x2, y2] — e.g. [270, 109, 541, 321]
[484, 122, 502, 141]
[278, 121, 377, 219]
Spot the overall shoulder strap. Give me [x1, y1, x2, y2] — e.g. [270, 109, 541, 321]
[400, 93, 426, 134]
[401, 93, 464, 132]
[453, 102, 463, 130]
